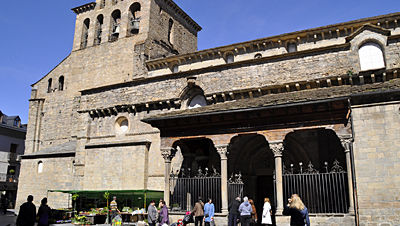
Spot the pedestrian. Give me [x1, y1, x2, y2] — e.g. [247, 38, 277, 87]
[110, 196, 121, 222]
[37, 197, 51, 226]
[228, 197, 241, 226]
[261, 198, 272, 226]
[16, 195, 36, 226]
[191, 197, 204, 226]
[249, 199, 257, 225]
[282, 194, 310, 226]
[148, 199, 158, 226]
[3, 196, 9, 214]
[159, 200, 170, 226]
[203, 198, 215, 226]
[238, 196, 252, 226]
[158, 198, 164, 210]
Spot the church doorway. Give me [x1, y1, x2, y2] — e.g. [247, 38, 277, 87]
[228, 134, 275, 221]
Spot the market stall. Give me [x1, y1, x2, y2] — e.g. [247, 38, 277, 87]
[47, 189, 163, 225]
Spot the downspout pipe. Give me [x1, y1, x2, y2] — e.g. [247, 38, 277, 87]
[348, 98, 359, 226]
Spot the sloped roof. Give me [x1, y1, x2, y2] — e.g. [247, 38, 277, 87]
[23, 140, 76, 158]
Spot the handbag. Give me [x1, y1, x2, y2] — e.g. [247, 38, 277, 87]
[205, 213, 209, 218]
[250, 216, 256, 224]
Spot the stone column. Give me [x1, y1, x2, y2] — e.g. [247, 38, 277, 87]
[340, 137, 355, 214]
[270, 141, 284, 214]
[216, 145, 229, 215]
[161, 148, 176, 207]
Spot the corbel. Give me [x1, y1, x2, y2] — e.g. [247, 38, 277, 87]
[234, 48, 239, 53]
[249, 91, 253, 98]
[385, 20, 389, 28]
[383, 72, 386, 82]
[371, 74, 376, 83]
[240, 93, 245, 99]
[329, 30, 332, 38]
[229, 92, 235, 99]
[221, 93, 226, 101]
[321, 31, 325, 39]
[166, 101, 172, 108]
[243, 45, 247, 52]
[338, 77, 342, 86]
[327, 79, 332, 87]
[295, 83, 300, 91]
[286, 85, 290, 92]
[297, 36, 301, 43]
[394, 70, 398, 78]
[316, 80, 320, 88]
[336, 29, 340, 37]
[344, 27, 348, 35]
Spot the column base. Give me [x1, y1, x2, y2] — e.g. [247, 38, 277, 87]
[348, 207, 355, 215]
[276, 207, 283, 215]
[221, 208, 228, 215]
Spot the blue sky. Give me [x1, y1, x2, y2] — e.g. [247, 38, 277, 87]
[0, 0, 398, 123]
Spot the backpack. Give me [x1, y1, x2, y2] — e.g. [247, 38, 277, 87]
[39, 213, 48, 225]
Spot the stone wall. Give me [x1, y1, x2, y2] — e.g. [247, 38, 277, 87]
[352, 102, 400, 226]
[16, 157, 75, 211]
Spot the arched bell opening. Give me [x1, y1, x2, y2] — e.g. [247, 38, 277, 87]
[228, 134, 275, 221]
[282, 128, 350, 214]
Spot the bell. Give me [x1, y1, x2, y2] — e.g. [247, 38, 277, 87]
[131, 19, 140, 29]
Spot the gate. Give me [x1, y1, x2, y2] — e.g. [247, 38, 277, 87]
[228, 172, 244, 204]
[170, 167, 222, 212]
[283, 160, 349, 213]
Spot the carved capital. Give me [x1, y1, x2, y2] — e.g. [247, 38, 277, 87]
[216, 145, 228, 160]
[269, 142, 283, 157]
[339, 136, 353, 152]
[161, 148, 176, 162]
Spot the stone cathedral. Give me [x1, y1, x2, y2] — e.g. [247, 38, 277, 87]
[16, 0, 400, 225]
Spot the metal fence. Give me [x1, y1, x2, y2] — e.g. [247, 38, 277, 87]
[283, 160, 349, 213]
[170, 176, 222, 212]
[228, 172, 244, 204]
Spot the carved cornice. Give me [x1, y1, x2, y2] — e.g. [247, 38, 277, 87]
[269, 142, 284, 157]
[339, 136, 353, 151]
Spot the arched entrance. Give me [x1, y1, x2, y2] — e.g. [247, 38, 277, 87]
[282, 129, 350, 213]
[228, 134, 275, 221]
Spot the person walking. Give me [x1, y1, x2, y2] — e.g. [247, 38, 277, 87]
[110, 196, 121, 223]
[159, 200, 170, 226]
[191, 197, 204, 226]
[2, 196, 9, 214]
[238, 196, 252, 226]
[37, 198, 51, 226]
[249, 199, 257, 225]
[282, 194, 310, 226]
[16, 195, 36, 226]
[203, 198, 215, 226]
[261, 198, 272, 226]
[148, 199, 158, 226]
[228, 197, 241, 226]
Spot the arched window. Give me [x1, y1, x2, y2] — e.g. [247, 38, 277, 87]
[128, 3, 141, 36]
[110, 10, 121, 42]
[168, 19, 174, 44]
[188, 95, 207, 109]
[81, 18, 90, 49]
[72, 161, 75, 173]
[359, 42, 385, 71]
[226, 54, 234, 63]
[58, 76, 64, 91]
[38, 161, 43, 173]
[94, 14, 104, 45]
[47, 78, 52, 93]
[254, 53, 262, 59]
[287, 42, 297, 53]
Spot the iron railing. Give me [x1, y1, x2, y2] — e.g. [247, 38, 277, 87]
[227, 172, 244, 204]
[283, 160, 349, 213]
[170, 167, 222, 212]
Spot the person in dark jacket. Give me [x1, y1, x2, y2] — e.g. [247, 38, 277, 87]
[37, 198, 51, 226]
[159, 200, 170, 226]
[148, 199, 158, 226]
[16, 195, 36, 226]
[228, 197, 241, 226]
[238, 197, 252, 226]
[282, 194, 310, 226]
[191, 197, 204, 226]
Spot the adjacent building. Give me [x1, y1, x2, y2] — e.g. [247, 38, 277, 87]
[16, 0, 400, 225]
[0, 110, 26, 208]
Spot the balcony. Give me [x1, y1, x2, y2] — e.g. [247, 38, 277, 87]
[0, 174, 18, 183]
[8, 153, 21, 162]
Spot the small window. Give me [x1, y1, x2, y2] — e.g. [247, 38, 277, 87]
[81, 18, 90, 49]
[226, 54, 234, 63]
[172, 64, 179, 73]
[287, 42, 297, 53]
[359, 42, 385, 71]
[168, 19, 174, 44]
[95, 15, 104, 45]
[254, 53, 262, 59]
[38, 161, 43, 173]
[188, 95, 207, 109]
[59, 76, 64, 91]
[10, 143, 17, 153]
[72, 161, 75, 173]
[13, 119, 20, 127]
[47, 78, 52, 93]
